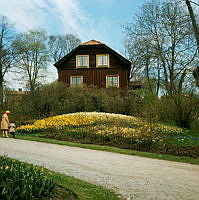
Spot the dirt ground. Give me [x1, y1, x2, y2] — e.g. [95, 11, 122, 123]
[0, 138, 199, 200]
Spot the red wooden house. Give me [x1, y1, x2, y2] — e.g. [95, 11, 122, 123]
[54, 40, 131, 89]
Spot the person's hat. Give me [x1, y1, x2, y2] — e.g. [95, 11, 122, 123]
[5, 110, 10, 114]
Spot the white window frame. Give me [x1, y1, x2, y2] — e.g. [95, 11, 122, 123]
[76, 55, 89, 68]
[96, 54, 109, 67]
[70, 76, 83, 87]
[106, 75, 119, 88]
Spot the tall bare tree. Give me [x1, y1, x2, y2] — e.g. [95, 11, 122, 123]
[48, 34, 81, 63]
[0, 16, 15, 104]
[184, 0, 199, 87]
[12, 29, 49, 92]
[184, 0, 199, 49]
[123, 0, 198, 127]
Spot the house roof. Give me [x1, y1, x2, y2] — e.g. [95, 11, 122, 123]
[80, 40, 103, 46]
[54, 40, 131, 68]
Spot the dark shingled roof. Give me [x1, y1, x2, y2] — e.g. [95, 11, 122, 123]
[54, 40, 131, 68]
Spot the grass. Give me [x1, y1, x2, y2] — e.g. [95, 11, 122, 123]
[52, 171, 121, 200]
[162, 128, 199, 146]
[16, 134, 199, 165]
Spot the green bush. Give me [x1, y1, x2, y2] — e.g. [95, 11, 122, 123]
[4, 81, 199, 129]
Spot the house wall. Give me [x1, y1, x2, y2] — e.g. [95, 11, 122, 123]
[57, 46, 130, 89]
[58, 68, 128, 89]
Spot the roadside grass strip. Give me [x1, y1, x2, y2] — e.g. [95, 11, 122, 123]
[16, 135, 199, 165]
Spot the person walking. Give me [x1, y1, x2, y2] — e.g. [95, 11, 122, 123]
[1, 110, 10, 138]
[9, 122, 16, 138]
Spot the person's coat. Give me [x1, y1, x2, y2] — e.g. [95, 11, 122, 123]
[9, 123, 16, 132]
[1, 113, 10, 130]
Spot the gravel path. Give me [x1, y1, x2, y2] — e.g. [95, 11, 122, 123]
[0, 138, 199, 200]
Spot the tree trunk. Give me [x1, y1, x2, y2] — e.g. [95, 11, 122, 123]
[156, 60, 160, 96]
[145, 57, 153, 92]
[0, 67, 4, 106]
[185, 0, 199, 88]
[185, 0, 199, 50]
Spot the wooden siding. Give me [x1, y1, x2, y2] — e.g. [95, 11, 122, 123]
[58, 68, 128, 89]
[57, 45, 130, 89]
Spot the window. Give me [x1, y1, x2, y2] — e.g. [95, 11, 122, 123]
[70, 76, 83, 87]
[106, 75, 119, 88]
[76, 55, 89, 68]
[96, 54, 109, 67]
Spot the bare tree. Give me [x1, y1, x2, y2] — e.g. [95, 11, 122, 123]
[123, 0, 198, 127]
[123, 38, 145, 81]
[183, 0, 199, 87]
[48, 34, 81, 63]
[0, 16, 16, 104]
[12, 29, 49, 92]
[184, 0, 199, 49]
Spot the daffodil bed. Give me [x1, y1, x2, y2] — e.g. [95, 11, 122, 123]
[17, 112, 182, 140]
[0, 156, 55, 200]
[16, 112, 199, 157]
[17, 112, 184, 134]
[17, 112, 185, 135]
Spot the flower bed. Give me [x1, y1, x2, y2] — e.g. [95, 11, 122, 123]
[17, 112, 184, 134]
[17, 112, 199, 157]
[0, 156, 55, 200]
[17, 112, 186, 150]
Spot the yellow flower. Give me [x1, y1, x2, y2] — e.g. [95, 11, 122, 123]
[5, 166, 9, 170]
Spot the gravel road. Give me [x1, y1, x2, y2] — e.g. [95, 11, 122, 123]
[0, 138, 199, 200]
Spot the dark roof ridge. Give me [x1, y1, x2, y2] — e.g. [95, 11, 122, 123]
[54, 40, 131, 67]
